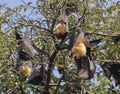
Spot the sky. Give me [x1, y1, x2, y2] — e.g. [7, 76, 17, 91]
[0, 0, 119, 8]
[0, 0, 33, 8]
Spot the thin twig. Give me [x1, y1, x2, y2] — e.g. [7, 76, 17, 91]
[96, 59, 120, 63]
[54, 75, 64, 94]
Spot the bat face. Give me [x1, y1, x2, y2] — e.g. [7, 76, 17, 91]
[21, 65, 31, 77]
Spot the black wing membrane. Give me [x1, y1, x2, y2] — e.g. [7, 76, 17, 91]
[15, 31, 34, 60]
[27, 63, 47, 85]
[90, 38, 102, 46]
[110, 63, 120, 86]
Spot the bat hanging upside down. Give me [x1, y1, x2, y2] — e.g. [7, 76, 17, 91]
[55, 22, 68, 40]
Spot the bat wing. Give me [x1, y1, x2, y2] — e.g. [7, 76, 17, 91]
[75, 55, 96, 80]
[22, 39, 34, 59]
[18, 39, 34, 60]
[27, 64, 46, 85]
[75, 56, 90, 80]
[88, 60, 96, 79]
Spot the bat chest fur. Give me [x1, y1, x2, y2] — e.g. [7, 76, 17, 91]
[72, 42, 86, 58]
[55, 23, 66, 35]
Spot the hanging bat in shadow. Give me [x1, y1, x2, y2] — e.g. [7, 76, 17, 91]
[113, 34, 120, 43]
[27, 62, 47, 85]
[15, 28, 34, 60]
[27, 44, 47, 85]
[109, 63, 120, 86]
[71, 31, 96, 80]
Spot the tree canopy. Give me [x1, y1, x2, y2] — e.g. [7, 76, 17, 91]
[0, 0, 120, 94]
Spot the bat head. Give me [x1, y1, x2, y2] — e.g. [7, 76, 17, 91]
[21, 65, 31, 77]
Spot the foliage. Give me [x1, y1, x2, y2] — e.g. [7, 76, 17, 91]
[0, 0, 120, 94]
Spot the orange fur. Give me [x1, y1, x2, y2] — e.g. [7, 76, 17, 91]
[55, 23, 66, 35]
[21, 65, 31, 77]
[72, 40, 86, 59]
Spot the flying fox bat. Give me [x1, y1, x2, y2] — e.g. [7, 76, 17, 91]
[55, 2, 77, 40]
[15, 28, 34, 60]
[72, 31, 96, 80]
[54, 9, 68, 40]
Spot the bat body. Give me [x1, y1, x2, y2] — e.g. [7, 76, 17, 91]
[72, 31, 96, 80]
[54, 7, 69, 40]
[72, 40, 86, 59]
[54, 3, 77, 40]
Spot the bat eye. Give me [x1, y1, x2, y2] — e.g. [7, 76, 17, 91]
[63, 22, 66, 24]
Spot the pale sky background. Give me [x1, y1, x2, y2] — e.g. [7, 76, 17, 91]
[0, 0, 119, 8]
